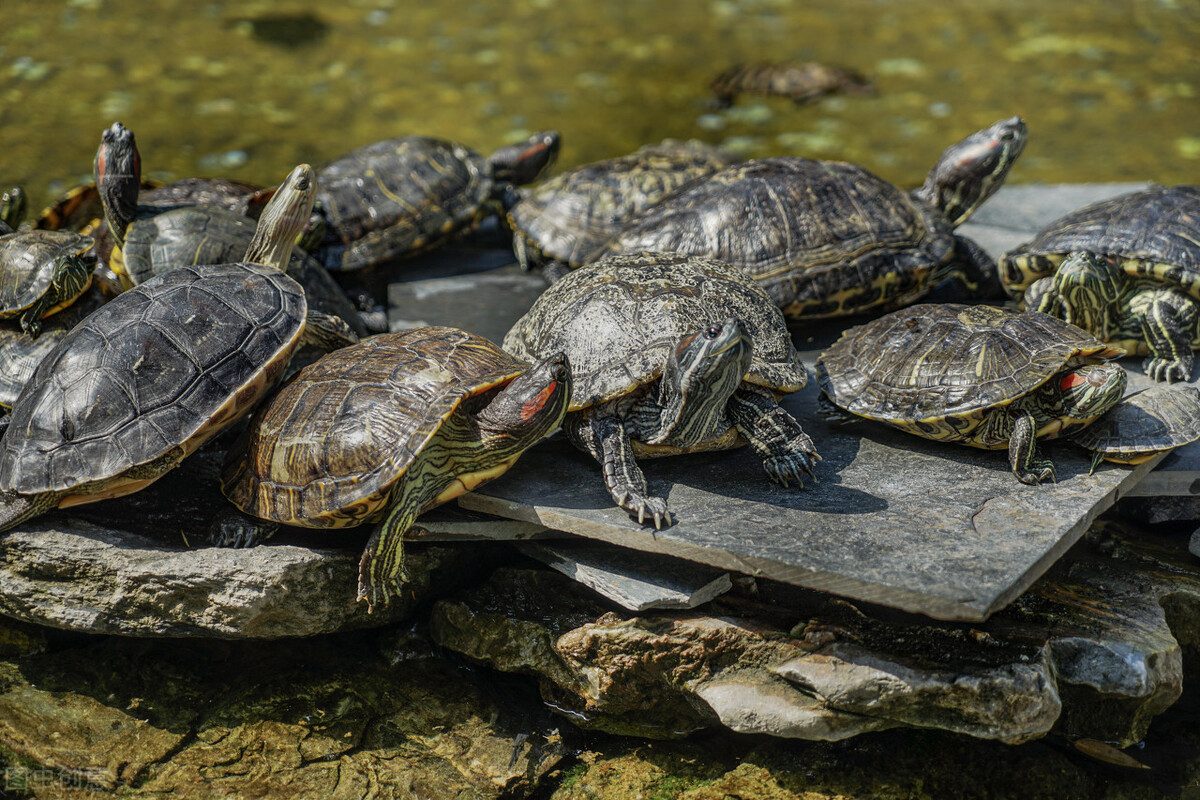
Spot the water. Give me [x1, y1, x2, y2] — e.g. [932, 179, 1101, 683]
[2, 0, 1198, 213]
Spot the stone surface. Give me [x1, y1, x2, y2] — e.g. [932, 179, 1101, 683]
[431, 518, 1199, 747]
[517, 539, 733, 611]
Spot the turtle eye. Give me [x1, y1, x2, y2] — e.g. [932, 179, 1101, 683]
[705, 324, 723, 339]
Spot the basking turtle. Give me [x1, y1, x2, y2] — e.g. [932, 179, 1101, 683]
[1, 186, 26, 232]
[221, 326, 571, 608]
[709, 61, 873, 108]
[998, 185, 1200, 298]
[0, 163, 357, 533]
[816, 303, 1128, 484]
[503, 252, 819, 528]
[1069, 385, 1200, 471]
[597, 117, 1027, 319]
[312, 130, 560, 271]
[0, 228, 94, 337]
[507, 139, 736, 273]
[0, 286, 105, 409]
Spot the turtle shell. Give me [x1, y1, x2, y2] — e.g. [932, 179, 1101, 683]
[503, 252, 808, 411]
[0, 230, 94, 316]
[597, 157, 957, 319]
[0, 262, 307, 497]
[1070, 385, 1200, 462]
[508, 140, 735, 268]
[314, 136, 491, 271]
[999, 185, 1200, 296]
[221, 326, 529, 526]
[0, 286, 106, 409]
[817, 303, 1122, 439]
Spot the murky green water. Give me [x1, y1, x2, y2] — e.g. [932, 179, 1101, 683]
[2, 0, 1199, 213]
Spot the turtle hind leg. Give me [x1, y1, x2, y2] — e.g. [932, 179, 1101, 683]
[1138, 290, 1197, 384]
[566, 411, 672, 529]
[357, 495, 425, 611]
[204, 507, 279, 548]
[0, 490, 62, 533]
[1008, 410, 1055, 485]
[727, 386, 820, 488]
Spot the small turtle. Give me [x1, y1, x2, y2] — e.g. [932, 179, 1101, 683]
[1069, 385, 1200, 471]
[709, 61, 873, 109]
[503, 252, 819, 527]
[220, 326, 571, 607]
[816, 303, 1128, 484]
[0, 163, 357, 533]
[0, 286, 105, 409]
[313, 130, 560, 271]
[507, 139, 736, 274]
[0, 228, 94, 337]
[1, 186, 27, 232]
[596, 117, 1027, 319]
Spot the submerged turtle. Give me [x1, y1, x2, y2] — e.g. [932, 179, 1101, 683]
[597, 117, 1027, 319]
[816, 303, 1128, 484]
[221, 326, 571, 608]
[0, 286, 105, 409]
[709, 61, 873, 108]
[1069, 385, 1200, 471]
[0, 163, 357, 533]
[998, 185, 1200, 298]
[507, 139, 736, 273]
[313, 130, 560, 271]
[0, 228, 94, 337]
[503, 252, 819, 527]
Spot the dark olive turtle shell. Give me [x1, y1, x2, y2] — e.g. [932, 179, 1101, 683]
[221, 326, 529, 526]
[315, 137, 491, 271]
[0, 262, 306, 495]
[120, 204, 366, 335]
[0, 286, 105, 409]
[1070, 384, 1200, 460]
[817, 304, 1120, 427]
[503, 253, 807, 410]
[597, 157, 956, 319]
[508, 140, 735, 268]
[0, 230, 94, 315]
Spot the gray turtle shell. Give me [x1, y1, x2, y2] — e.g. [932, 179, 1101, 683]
[509, 140, 735, 268]
[0, 262, 307, 495]
[598, 157, 956, 318]
[503, 252, 808, 410]
[0, 286, 106, 409]
[1070, 384, 1200, 457]
[0, 230, 93, 314]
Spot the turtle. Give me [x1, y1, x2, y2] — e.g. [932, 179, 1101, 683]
[311, 130, 560, 271]
[708, 61, 873, 109]
[220, 326, 572, 608]
[0, 163, 358, 533]
[595, 116, 1028, 319]
[816, 303, 1128, 485]
[506, 139, 736, 274]
[0, 228, 95, 337]
[1068, 385, 1200, 472]
[1, 186, 27, 232]
[998, 185, 1200, 299]
[0, 285, 105, 409]
[502, 252, 819, 528]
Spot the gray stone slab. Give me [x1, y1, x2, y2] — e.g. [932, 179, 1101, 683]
[407, 506, 559, 542]
[389, 262, 547, 345]
[516, 539, 733, 611]
[460, 375, 1160, 622]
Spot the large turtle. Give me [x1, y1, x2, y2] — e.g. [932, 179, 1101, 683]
[595, 117, 1027, 319]
[312, 130, 560, 271]
[507, 139, 736, 274]
[1068, 385, 1200, 471]
[220, 326, 571, 608]
[503, 252, 819, 527]
[0, 163, 357, 532]
[816, 303, 1128, 484]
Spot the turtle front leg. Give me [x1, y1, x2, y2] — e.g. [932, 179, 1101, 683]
[1139, 290, 1197, 384]
[1008, 410, 1055, 485]
[727, 386, 820, 487]
[357, 494, 423, 611]
[565, 411, 671, 529]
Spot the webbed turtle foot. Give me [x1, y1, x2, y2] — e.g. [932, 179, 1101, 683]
[763, 446, 821, 488]
[205, 508, 279, 548]
[1015, 459, 1056, 486]
[1144, 356, 1191, 384]
[614, 490, 673, 529]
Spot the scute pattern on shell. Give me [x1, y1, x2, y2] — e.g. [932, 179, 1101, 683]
[818, 303, 1118, 424]
[0, 230, 92, 313]
[224, 326, 528, 525]
[598, 157, 955, 317]
[503, 253, 807, 410]
[1071, 384, 1200, 457]
[0, 262, 306, 495]
[0, 287, 105, 408]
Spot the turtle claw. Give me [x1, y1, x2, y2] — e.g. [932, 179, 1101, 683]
[763, 448, 820, 489]
[1016, 459, 1056, 486]
[620, 493, 672, 529]
[1144, 356, 1189, 384]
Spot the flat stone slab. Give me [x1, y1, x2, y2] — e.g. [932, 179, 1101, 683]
[389, 262, 546, 345]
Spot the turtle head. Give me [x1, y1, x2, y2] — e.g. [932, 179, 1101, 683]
[94, 121, 142, 248]
[488, 131, 561, 187]
[245, 164, 318, 271]
[1045, 251, 1126, 340]
[476, 352, 573, 442]
[650, 317, 753, 447]
[1, 186, 27, 232]
[1035, 362, 1127, 431]
[915, 116, 1027, 227]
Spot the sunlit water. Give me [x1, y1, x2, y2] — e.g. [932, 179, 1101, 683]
[2, 0, 1199, 219]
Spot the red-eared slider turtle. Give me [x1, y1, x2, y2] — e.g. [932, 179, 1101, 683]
[596, 117, 1027, 319]
[312, 130, 560, 271]
[816, 303, 1128, 484]
[1068, 385, 1200, 471]
[507, 139, 736, 274]
[0, 286, 105, 409]
[709, 61, 873, 108]
[0, 163, 357, 533]
[220, 326, 571, 607]
[998, 185, 1200, 298]
[0, 228, 94, 337]
[503, 252, 819, 527]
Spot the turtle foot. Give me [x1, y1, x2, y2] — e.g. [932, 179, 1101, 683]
[1144, 356, 1191, 384]
[205, 509, 278, 548]
[614, 490, 673, 529]
[1015, 459, 1056, 486]
[763, 448, 820, 488]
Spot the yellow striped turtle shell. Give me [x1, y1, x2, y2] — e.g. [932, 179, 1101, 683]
[0, 230, 93, 317]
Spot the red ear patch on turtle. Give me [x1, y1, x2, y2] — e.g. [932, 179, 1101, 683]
[520, 382, 559, 421]
[1059, 373, 1088, 391]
